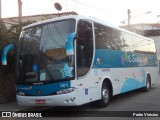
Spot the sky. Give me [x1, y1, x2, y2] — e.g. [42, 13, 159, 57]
[1, 0, 160, 25]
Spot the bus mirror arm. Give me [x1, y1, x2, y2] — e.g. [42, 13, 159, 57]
[1, 44, 14, 65]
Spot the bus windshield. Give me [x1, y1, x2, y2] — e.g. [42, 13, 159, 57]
[17, 19, 75, 84]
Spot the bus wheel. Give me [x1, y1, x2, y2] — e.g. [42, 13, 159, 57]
[143, 75, 151, 92]
[95, 82, 111, 108]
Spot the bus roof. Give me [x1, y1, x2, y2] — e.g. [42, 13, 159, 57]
[22, 15, 153, 41]
[22, 15, 118, 30]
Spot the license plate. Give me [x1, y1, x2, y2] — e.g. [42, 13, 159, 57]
[35, 100, 46, 104]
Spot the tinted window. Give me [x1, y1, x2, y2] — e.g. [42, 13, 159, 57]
[17, 19, 75, 83]
[94, 23, 126, 51]
[94, 22, 155, 54]
[120, 32, 133, 52]
[77, 20, 93, 77]
[132, 35, 156, 54]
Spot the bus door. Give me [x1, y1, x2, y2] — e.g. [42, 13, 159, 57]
[76, 19, 99, 103]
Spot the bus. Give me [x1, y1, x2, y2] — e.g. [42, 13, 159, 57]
[2, 15, 159, 107]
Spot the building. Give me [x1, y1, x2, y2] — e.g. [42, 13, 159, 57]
[120, 23, 160, 37]
[1, 11, 78, 28]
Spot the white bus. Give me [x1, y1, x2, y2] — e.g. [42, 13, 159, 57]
[2, 15, 159, 107]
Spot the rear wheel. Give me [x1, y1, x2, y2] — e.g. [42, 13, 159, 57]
[94, 82, 111, 108]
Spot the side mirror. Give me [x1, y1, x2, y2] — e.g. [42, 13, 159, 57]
[1, 44, 14, 65]
[66, 33, 76, 56]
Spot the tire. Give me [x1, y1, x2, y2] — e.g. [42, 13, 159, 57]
[143, 76, 151, 92]
[94, 82, 111, 108]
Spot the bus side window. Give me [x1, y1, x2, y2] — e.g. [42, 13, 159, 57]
[77, 20, 93, 77]
[94, 22, 128, 51]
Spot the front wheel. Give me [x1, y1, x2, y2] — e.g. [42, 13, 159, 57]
[94, 82, 111, 108]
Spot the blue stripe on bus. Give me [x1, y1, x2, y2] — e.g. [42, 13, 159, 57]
[93, 49, 157, 68]
[120, 78, 145, 93]
[16, 81, 71, 96]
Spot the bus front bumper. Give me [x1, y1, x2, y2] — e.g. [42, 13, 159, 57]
[16, 90, 80, 106]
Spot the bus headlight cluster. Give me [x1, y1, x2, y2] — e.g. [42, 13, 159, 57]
[57, 87, 75, 95]
[17, 91, 26, 96]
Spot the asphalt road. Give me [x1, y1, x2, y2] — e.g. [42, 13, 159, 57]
[2, 80, 160, 120]
[11, 80, 160, 120]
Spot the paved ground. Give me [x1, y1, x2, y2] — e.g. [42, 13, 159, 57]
[0, 79, 160, 120]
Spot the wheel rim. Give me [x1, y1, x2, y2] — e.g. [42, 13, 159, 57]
[102, 87, 109, 103]
[146, 80, 150, 89]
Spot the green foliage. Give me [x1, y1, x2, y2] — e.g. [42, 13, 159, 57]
[0, 20, 34, 52]
[0, 19, 8, 50]
[0, 20, 34, 100]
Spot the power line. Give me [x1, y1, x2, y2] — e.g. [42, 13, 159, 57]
[51, 0, 121, 14]
[52, 0, 114, 12]
[71, 0, 114, 12]
[51, 0, 77, 12]
[51, 0, 124, 14]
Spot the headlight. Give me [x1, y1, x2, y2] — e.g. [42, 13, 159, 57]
[57, 87, 75, 95]
[17, 91, 26, 96]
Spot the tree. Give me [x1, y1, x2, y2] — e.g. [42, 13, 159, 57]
[0, 20, 34, 49]
[0, 20, 35, 103]
[0, 19, 9, 50]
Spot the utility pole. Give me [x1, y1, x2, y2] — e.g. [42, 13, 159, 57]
[128, 9, 131, 30]
[18, 0, 22, 24]
[0, 0, 1, 18]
